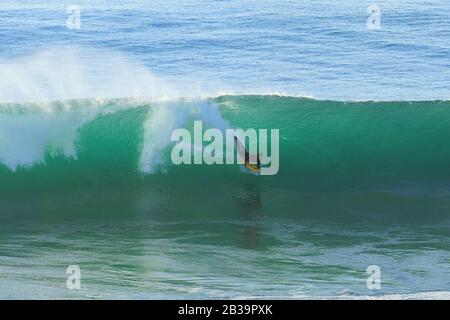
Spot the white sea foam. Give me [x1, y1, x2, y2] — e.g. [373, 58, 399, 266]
[0, 47, 235, 172]
[234, 291, 450, 300]
[0, 99, 142, 170]
[139, 99, 231, 173]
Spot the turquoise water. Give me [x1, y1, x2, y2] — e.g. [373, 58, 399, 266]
[1, 1, 450, 299]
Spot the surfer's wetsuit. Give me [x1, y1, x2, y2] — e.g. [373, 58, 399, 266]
[234, 136, 261, 173]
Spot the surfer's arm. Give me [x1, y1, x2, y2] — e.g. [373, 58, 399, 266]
[235, 136, 261, 165]
[234, 136, 247, 160]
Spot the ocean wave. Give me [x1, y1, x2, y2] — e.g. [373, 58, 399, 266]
[1, 95, 450, 183]
[2, 48, 450, 188]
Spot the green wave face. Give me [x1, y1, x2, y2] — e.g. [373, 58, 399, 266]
[216, 96, 450, 185]
[1, 96, 450, 219]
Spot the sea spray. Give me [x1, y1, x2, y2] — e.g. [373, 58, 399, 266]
[0, 99, 145, 171]
[139, 100, 233, 173]
[0, 46, 173, 103]
[0, 47, 240, 173]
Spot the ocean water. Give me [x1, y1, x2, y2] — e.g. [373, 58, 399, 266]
[0, 0, 450, 299]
